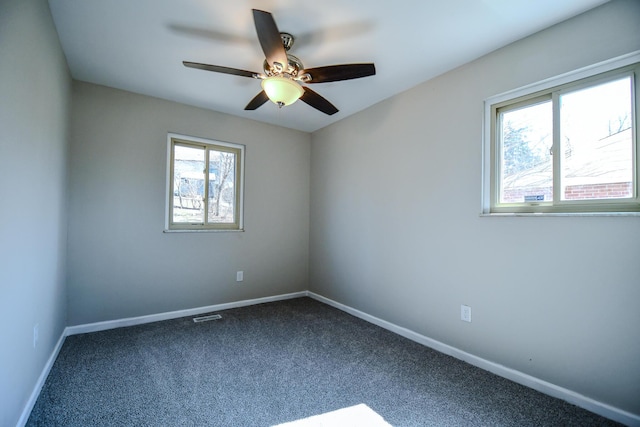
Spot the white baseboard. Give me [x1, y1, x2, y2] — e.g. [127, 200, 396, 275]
[21, 290, 639, 427]
[17, 331, 67, 427]
[307, 291, 640, 427]
[65, 291, 308, 336]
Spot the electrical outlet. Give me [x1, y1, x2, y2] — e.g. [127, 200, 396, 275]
[33, 323, 39, 348]
[236, 271, 244, 282]
[461, 305, 472, 323]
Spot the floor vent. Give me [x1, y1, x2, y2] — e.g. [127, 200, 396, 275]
[193, 314, 222, 323]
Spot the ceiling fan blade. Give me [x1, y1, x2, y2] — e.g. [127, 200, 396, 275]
[244, 91, 269, 110]
[252, 9, 288, 71]
[301, 63, 376, 83]
[300, 87, 339, 116]
[183, 61, 257, 78]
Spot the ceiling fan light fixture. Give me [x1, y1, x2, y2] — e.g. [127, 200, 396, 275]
[261, 76, 304, 107]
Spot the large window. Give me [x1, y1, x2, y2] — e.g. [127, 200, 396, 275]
[166, 134, 244, 231]
[483, 55, 640, 214]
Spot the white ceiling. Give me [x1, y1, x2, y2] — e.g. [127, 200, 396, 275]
[48, 0, 609, 133]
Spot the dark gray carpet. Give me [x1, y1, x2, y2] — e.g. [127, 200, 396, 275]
[27, 297, 621, 426]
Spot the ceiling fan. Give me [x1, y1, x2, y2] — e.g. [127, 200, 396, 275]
[183, 9, 376, 116]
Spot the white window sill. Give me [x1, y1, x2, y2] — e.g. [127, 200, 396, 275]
[480, 212, 640, 217]
[163, 228, 245, 233]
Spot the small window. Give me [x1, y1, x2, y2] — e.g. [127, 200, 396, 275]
[166, 134, 244, 231]
[483, 57, 640, 214]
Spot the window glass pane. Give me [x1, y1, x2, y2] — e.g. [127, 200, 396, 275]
[499, 100, 553, 203]
[560, 77, 634, 200]
[173, 144, 205, 223]
[207, 149, 236, 224]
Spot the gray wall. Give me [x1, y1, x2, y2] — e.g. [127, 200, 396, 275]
[0, 0, 71, 425]
[309, 0, 640, 416]
[67, 82, 310, 325]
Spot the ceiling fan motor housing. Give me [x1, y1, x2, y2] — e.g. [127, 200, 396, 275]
[263, 54, 304, 78]
[263, 33, 304, 79]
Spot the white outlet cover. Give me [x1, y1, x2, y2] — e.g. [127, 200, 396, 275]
[461, 305, 472, 322]
[236, 271, 243, 282]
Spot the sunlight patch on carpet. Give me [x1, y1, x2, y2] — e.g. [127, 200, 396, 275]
[273, 404, 392, 427]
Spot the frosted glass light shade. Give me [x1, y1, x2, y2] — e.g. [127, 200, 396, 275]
[261, 76, 304, 106]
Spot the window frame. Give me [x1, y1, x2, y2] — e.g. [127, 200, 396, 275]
[165, 133, 245, 232]
[482, 51, 640, 215]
